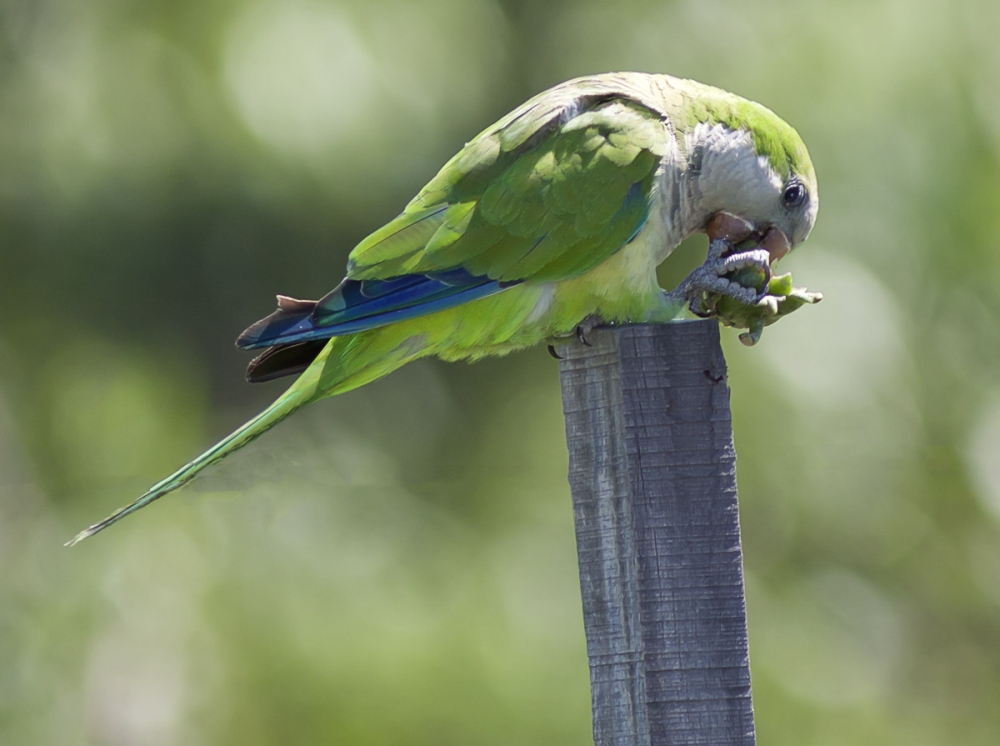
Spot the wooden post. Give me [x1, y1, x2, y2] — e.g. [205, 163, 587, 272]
[558, 320, 755, 746]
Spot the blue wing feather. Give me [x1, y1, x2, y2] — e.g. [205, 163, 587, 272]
[236, 271, 514, 350]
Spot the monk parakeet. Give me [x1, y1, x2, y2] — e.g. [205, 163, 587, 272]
[69, 72, 819, 545]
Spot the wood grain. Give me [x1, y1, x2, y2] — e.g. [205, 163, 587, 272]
[559, 321, 755, 746]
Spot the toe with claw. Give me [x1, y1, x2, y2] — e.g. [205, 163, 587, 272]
[657, 211, 823, 344]
[666, 239, 772, 311]
[575, 317, 599, 347]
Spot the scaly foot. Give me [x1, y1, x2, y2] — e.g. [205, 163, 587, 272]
[575, 316, 600, 346]
[545, 314, 603, 354]
[661, 238, 772, 316]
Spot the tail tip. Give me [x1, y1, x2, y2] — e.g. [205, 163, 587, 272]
[65, 507, 130, 547]
[65, 526, 97, 547]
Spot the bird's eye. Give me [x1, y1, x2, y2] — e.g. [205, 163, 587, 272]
[782, 180, 807, 209]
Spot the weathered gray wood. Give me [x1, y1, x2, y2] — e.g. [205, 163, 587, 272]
[559, 321, 755, 746]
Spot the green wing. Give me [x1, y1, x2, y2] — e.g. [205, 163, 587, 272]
[346, 96, 670, 286]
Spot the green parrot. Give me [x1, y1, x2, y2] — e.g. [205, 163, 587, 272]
[69, 72, 819, 545]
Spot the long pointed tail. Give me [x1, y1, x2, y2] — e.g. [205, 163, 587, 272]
[66, 380, 314, 546]
[67, 324, 434, 546]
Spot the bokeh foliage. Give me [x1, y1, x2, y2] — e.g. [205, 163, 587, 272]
[3, 0, 1000, 743]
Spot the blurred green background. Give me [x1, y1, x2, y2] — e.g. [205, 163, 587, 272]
[3, 0, 1000, 743]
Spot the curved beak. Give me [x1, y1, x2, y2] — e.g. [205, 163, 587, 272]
[761, 226, 791, 263]
[704, 213, 792, 264]
[705, 212, 754, 244]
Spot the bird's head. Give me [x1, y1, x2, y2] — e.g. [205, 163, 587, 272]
[680, 89, 818, 262]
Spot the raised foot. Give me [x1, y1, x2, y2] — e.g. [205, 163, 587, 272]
[654, 216, 822, 344]
[662, 238, 772, 316]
